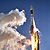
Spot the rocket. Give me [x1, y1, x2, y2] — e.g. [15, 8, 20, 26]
[30, 6, 39, 50]
[30, 6, 34, 36]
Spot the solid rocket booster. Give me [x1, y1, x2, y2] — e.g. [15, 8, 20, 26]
[34, 31, 39, 50]
[36, 31, 39, 50]
[30, 6, 34, 36]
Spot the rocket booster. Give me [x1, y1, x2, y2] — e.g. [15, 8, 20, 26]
[36, 31, 39, 50]
[30, 6, 34, 36]
[34, 31, 39, 50]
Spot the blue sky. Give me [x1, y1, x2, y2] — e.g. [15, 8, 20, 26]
[0, 0, 50, 50]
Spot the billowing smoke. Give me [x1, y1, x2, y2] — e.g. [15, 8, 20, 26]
[0, 9, 31, 50]
[0, 9, 26, 26]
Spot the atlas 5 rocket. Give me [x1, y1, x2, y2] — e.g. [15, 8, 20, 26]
[30, 6, 34, 36]
[30, 6, 39, 50]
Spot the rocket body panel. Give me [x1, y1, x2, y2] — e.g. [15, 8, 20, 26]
[31, 25, 34, 36]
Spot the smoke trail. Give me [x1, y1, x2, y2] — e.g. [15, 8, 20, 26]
[0, 8, 31, 50]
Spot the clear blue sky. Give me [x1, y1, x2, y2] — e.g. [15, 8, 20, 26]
[0, 0, 50, 50]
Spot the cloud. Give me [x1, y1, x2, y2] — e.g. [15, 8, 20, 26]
[0, 9, 26, 26]
[0, 8, 27, 41]
[0, 8, 26, 39]
[0, 8, 30, 50]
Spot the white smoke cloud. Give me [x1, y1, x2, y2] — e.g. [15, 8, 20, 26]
[0, 9, 31, 50]
[0, 8, 26, 39]
[0, 9, 26, 26]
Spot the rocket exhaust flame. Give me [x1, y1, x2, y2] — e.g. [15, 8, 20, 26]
[31, 32, 39, 50]
[31, 35, 34, 50]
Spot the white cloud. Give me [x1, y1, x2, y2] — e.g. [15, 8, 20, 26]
[0, 8, 27, 42]
[0, 8, 26, 26]
[0, 8, 30, 50]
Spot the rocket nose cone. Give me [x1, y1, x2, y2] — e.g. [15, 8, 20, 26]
[30, 5, 33, 10]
